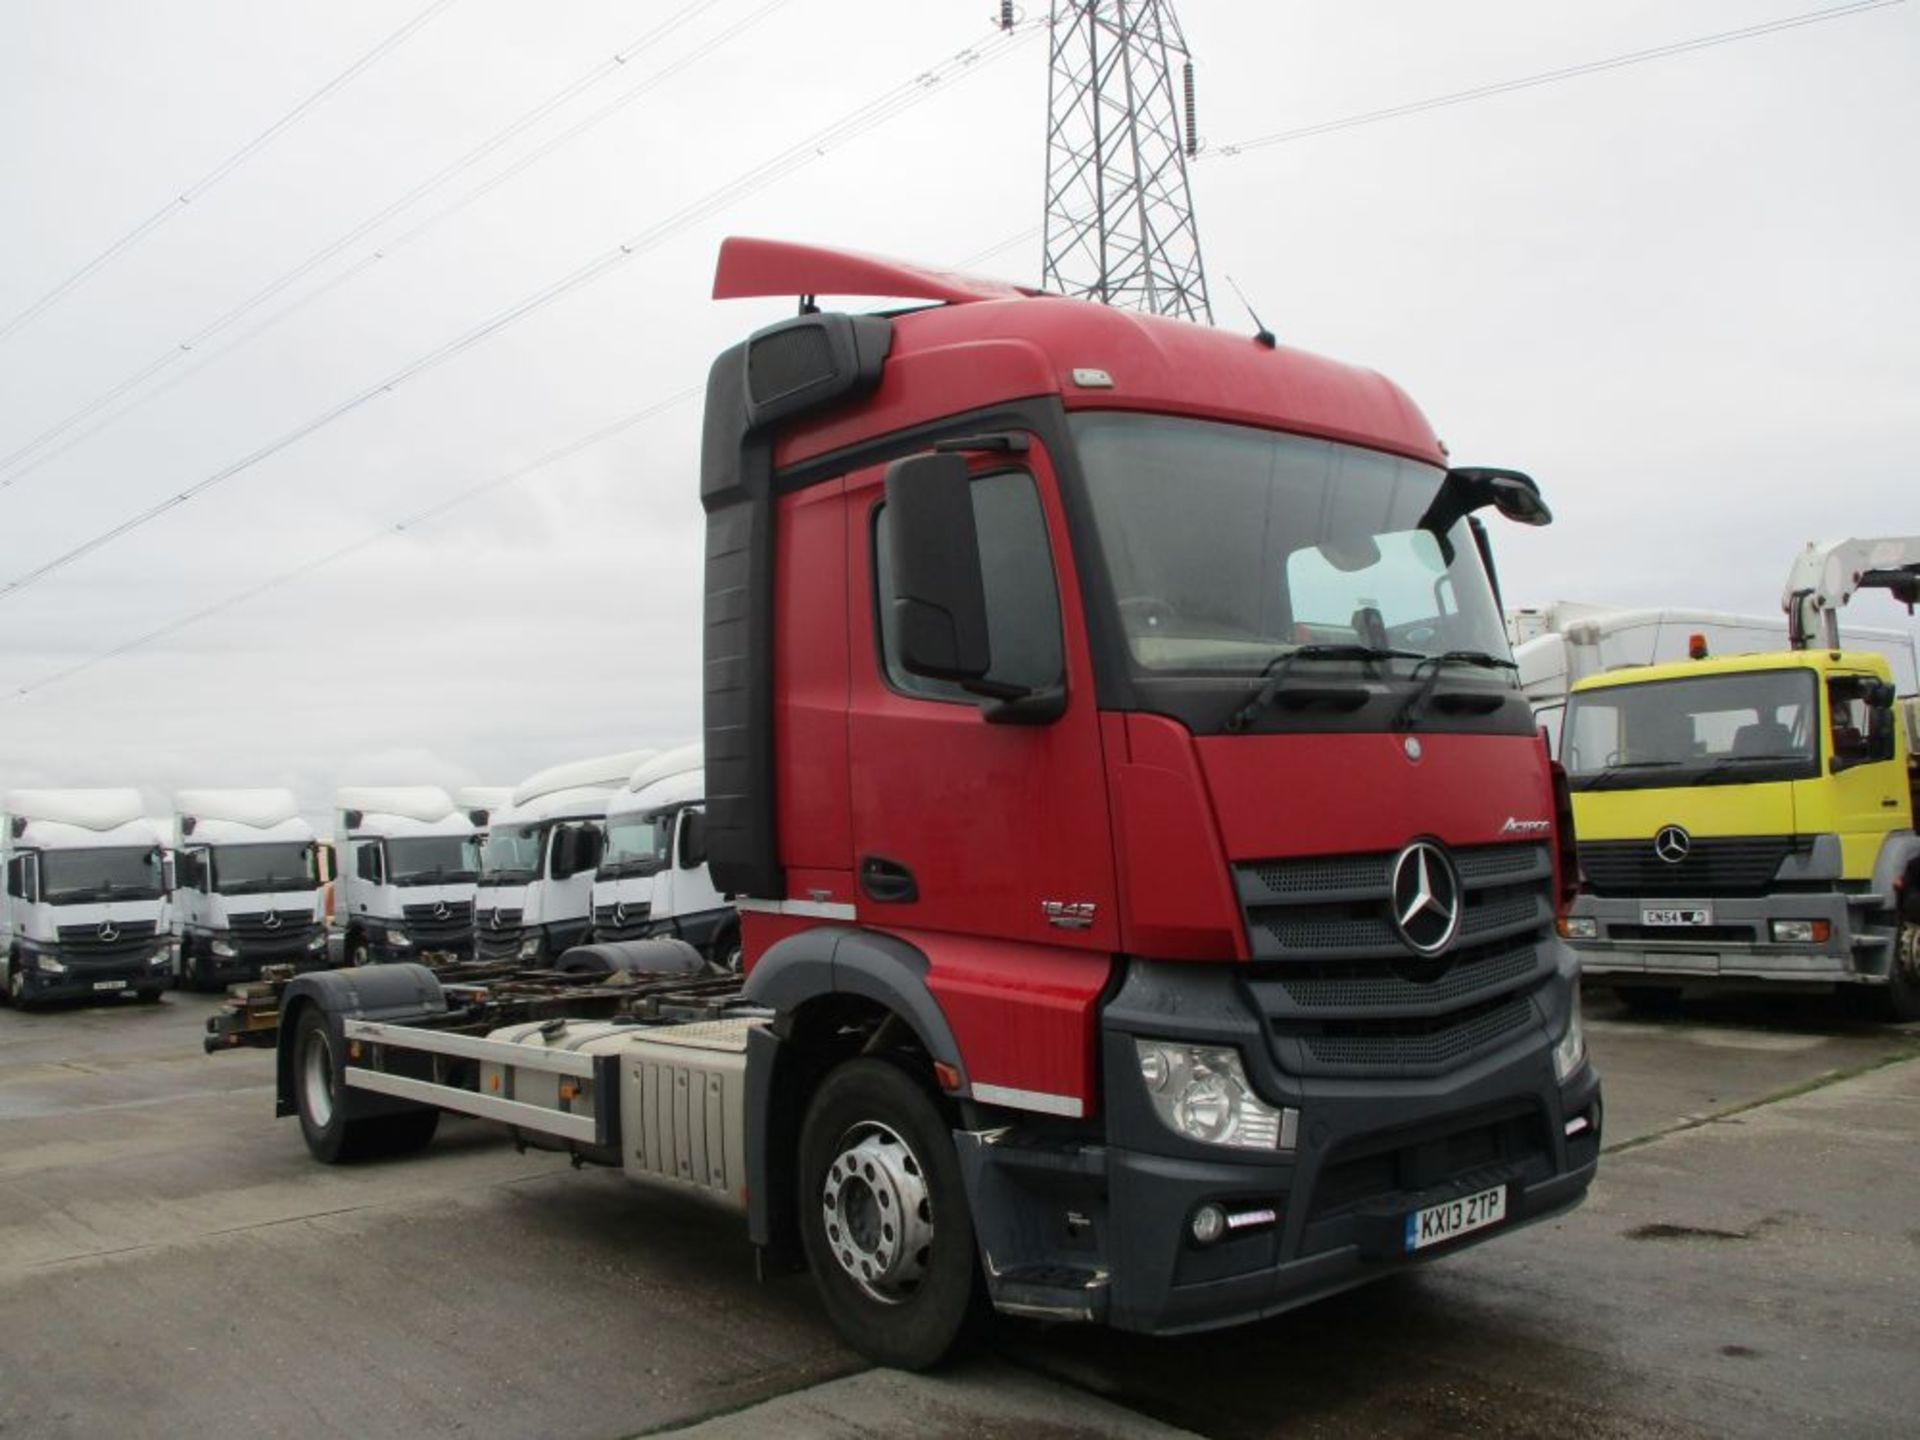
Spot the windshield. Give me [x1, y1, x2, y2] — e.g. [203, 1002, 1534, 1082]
[386, 835, 481, 886]
[1564, 669, 1820, 789]
[601, 810, 672, 880]
[211, 842, 317, 895]
[480, 823, 544, 882]
[1071, 413, 1514, 678]
[40, 845, 165, 903]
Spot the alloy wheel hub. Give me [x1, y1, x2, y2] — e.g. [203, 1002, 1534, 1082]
[820, 1122, 935, 1303]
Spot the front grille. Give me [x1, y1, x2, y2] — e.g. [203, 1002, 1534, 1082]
[593, 901, 652, 943]
[1579, 836, 1794, 898]
[56, 920, 160, 962]
[1300, 995, 1538, 1068]
[474, 905, 525, 961]
[1235, 842, 1557, 1078]
[403, 899, 474, 946]
[229, 910, 319, 956]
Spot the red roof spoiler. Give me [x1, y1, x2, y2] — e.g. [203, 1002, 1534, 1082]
[712, 236, 1029, 305]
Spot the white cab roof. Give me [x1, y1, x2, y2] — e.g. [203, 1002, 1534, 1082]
[5, 787, 147, 832]
[335, 786, 456, 824]
[624, 743, 702, 793]
[175, 788, 314, 844]
[511, 749, 657, 808]
[455, 785, 514, 813]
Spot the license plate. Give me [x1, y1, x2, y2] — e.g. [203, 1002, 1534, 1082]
[1405, 1184, 1507, 1252]
[92, 979, 127, 992]
[1643, 906, 1712, 926]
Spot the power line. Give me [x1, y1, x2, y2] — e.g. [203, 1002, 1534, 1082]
[955, 0, 1909, 272]
[0, 21, 1042, 607]
[0, 0, 757, 486]
[6, 388, 703, 702]
[0, 0, 461, 347]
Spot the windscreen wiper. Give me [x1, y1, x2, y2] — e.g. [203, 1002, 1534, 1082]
[1574, 760, 1682, 791]
[1225, 644, 1420, 733]
[1394, 650, 1520, 730]
[1689, 753, 1807, 786]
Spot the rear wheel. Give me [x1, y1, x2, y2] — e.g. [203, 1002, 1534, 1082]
[292, 1006, 440, 1162]
[347, 932, 372, 967]
[797, 1058, 983, 1370]
[1873, 922, 1920, 1023]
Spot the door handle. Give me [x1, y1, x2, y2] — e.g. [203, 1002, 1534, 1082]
[859, 856, 919, 905]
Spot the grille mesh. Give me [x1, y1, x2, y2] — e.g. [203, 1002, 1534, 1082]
[1579, 836, 1793, 898]
[1302, 996, 1536, 1068]
[1276, 946, 1538, 1011]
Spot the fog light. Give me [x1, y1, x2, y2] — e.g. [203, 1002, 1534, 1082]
[1770, 919, 1829, 944]
[1557, 916, 1598, 940]
[1190, 1203, 1226, 1246]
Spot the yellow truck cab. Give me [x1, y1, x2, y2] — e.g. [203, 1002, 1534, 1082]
[1559, 648, 1919, 1018]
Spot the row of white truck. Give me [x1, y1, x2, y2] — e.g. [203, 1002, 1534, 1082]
[0, 745, 733, 1009]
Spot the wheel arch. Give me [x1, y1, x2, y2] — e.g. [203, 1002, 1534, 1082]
[740, 925, 969, 1261]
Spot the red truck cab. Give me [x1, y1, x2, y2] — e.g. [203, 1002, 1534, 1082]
[704, 238, 1598, 1363]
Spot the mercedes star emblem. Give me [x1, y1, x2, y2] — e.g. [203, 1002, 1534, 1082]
[262, 911, 282, 930]
[1653, 825, 1692, 864]
[1389, 840, 1462, 956]
[433, 901, 450, 921]
[98, 921, 120, 943]
[489, 910, 502, 930]
[612, 901, 627, 927]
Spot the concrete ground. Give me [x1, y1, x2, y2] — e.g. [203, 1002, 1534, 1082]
[0, 985, 1915, 1439]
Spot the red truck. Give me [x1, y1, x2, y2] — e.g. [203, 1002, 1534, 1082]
[264, 237, 1599, 1369]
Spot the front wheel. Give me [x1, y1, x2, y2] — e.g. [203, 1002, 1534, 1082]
[1873, 922, 1920, 1023]
[797, 1058, 984, 1370]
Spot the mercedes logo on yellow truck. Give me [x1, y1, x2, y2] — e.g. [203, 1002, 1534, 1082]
[1653, 826, 1692, 864]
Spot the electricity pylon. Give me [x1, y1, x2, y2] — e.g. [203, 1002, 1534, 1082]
[1035, 1, 1211, 323]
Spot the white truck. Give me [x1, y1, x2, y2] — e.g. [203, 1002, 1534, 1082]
[174, 788, 330, 990]
[590, 744, 738, 968]
[2, 789, 175, 1008]
[1508, 601, 1919, 750]
[336, 787, 481, 967]
[473, 752, 654, 965]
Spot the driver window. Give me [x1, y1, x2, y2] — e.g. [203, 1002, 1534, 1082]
[1828, 676, 1893, 767]
[873, 469, 1063, 703]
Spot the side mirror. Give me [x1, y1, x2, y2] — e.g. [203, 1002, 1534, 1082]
[550, 829, 580, 880]
[1869, 681, 1897, 710]
[1421, 467, 1553, 540]
[21, 853, 39, 904]
[884, 452, 991, 682]
[679, 810, 707, 870]
[315, 841, 337, 886]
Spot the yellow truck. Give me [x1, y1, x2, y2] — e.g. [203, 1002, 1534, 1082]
[1556, 537, 1920, 1019]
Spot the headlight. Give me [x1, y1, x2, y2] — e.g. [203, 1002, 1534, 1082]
[517, 935, 543, 961]
[388, 928, 413, 948]
[211, 939, 237, 958]
[307, 931, 327, 951]
[149, 947, 172, 967]
[1557, 916, 1598, 941]
[36, 953, 68, 974]
[1133, 1039, 1295, 1152]
[1770, 919, 1829, 944]
[1553, 992, 1587, 1083]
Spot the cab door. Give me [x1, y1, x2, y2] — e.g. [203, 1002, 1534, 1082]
[1824, 671, 1909, 874]
[843, 442, 1119, 953]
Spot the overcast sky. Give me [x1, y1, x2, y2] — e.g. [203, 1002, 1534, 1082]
[2, 0, 1915, 821]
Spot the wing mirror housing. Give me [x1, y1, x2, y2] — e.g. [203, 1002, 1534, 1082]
[884, 452, 992, 683]
[1421, 467, 1553, 538]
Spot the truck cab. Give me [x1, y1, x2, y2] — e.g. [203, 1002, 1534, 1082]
[173, 789, 330, 989]
[336, 787, 481, 966]
[2, 789, 175, 1007]
[590, 744, 736, 967]
[473, 752, 653, 965]
[1561, 649, 1920, 1015]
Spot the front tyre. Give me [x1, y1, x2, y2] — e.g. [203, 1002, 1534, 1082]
[1874, 921, 1920, 1023]
[797, 1058, 983, 1370]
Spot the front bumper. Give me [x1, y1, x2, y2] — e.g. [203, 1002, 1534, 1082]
[957, 949, 1600, 1335]
[1569, 891, 1889, 985]
[16, 953, 172, 1001]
